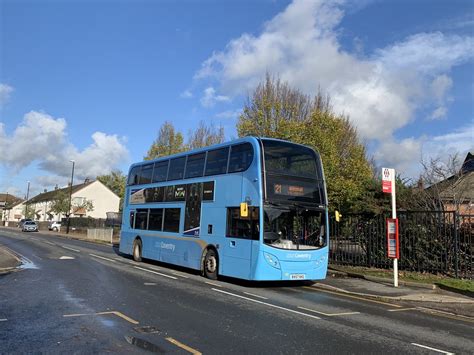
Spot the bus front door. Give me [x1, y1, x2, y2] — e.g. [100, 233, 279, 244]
[222, 238, 253, 279]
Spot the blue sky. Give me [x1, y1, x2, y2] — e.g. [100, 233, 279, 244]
[0, 0, 473, 198]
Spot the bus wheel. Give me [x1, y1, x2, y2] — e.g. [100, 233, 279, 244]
[204, 249, 218, 280]
[133, 239, 142, 262]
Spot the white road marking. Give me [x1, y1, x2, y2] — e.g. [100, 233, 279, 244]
[243, 292, 268, 300]
[388, 308, 418, 312]
[0, 319, 7, 322]
[172, 272, 189, 279]
[30, 238, 39, 241]
[59, 256, 75, 260]
[298, 306, 360, 317]
[89, 254, 116, 263]
[411, 343, 454, 354]
[44, 241, 55, 246]
[134, 266, 177, 280]
[144, 282, 157, 286]
[212, 288, 321, 320]
[205, 281, 223, 288]
[61, 245, 80, 253]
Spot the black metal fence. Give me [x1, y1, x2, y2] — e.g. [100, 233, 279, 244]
[329, 211, 473, 279]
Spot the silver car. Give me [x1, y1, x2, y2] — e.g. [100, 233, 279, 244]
[22, 221, 38, 232]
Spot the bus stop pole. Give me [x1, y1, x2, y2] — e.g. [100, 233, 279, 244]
[391, 176, 398, 288]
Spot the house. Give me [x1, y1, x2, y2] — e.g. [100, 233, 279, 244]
[426, 152, 474, 214]
[0, 193, 23, 222]
[7, 180, 120, 222]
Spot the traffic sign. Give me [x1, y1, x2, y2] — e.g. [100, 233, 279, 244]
[382, 168, 394, 194]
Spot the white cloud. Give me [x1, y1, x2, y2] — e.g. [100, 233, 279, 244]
[429, 106, 447, 120]
[0, 83, 14, 107]
[200, 87, 230, 107]
[0, 111, 129, 187]
[215, 109, 242, 120]
[180, 89, 193, 99]
[195, 0, 473, 140]
[374, 123, 473, 178]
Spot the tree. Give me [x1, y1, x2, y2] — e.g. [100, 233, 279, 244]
[49, 189, 94, 217]
[97, 170, 126, 199]
[188, 121, 225, 150]
[237, 74, 372, 211]
[145, 121, 186, 160]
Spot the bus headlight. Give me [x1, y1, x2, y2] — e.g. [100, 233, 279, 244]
[263, 252, 281, 269]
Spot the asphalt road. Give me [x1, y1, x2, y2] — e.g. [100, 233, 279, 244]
[1, 228, 473, 354]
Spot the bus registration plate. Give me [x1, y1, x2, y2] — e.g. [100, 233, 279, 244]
[290, 273, 306, 280]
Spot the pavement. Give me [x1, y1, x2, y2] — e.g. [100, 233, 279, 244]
[1, 225, 472, 316]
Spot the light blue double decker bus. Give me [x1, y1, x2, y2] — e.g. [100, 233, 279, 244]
[120, 137, 328, 281]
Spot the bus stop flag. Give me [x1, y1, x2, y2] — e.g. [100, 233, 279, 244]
[382, 167, 398, 287]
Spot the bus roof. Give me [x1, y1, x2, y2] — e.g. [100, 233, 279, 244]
[130, 136, 320, 170]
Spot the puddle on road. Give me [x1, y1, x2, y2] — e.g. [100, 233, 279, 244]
[19, 258, 38, 269]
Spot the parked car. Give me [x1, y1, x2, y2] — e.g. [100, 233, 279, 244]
[48, 221, 61, 232]
[22, 221, 38, 232]
[17, 218, 32, 228]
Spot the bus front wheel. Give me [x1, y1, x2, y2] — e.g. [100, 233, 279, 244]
[133, 239, 142, 262]
[204, 249, 218, 280]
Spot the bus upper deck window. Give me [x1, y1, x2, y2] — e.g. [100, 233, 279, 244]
[139, 163, 154, 184]
[228, 143, 253, 173]
[128, 166, 141, 185]
[205, 147, 229, 176]
[152, 160, 169, 183]
[185, 153, 205, 179]
[168, 157, 186, 181]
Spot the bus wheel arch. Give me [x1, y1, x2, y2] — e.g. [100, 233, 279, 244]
[133, 237, 143, 262]
[202, 246, 219, 280]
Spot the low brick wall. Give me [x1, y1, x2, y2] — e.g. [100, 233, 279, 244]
[86, 228, 113, 243]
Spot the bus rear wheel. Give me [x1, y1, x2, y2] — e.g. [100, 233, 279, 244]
[204, 249, 218, 280]
[133, 239, 142, 262]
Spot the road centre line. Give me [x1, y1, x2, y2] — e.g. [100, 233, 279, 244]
[212, 288, 321, 320]
[411, 343, 454, 354]
[166, 337, 202, 355]
[0, 319, 7, 322]
[61, 245, 80, 253]
[44, 241, 56, 246]
[298, 306, 360, 317]
[303, 286, 401, 308]
[243, 292, 268, 300]
[134, 266, 177, 280]
[89, 254, 116, 263]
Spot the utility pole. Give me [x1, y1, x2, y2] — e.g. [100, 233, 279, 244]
[66, 160, 75, 234]
[25, 181, 30, 218]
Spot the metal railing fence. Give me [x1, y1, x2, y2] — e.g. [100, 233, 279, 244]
[329, 211, 472, 279]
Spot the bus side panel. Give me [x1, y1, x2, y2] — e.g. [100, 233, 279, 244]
[119, 231, 134, 255]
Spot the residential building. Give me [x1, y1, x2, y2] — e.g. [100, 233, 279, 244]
[6, 180, 120, 222]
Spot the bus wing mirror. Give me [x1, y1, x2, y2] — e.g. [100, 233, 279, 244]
[240, 202, 248, 217]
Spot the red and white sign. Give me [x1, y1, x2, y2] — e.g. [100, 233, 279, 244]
[386, 218, 399, 259]
[382, 167, 394, 194]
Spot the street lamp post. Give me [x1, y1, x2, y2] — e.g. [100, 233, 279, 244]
[66, 160, 75, 234]
[25, 181, 30, 218]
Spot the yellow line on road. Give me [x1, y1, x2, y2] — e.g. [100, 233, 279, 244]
[166, 337, 202, 355]
[63, 310, 139, 324]
[97, 311, 139, 325]
[298, 306, 360, 317]
[416, 307, 474, 323]
[303, 286, 401, 308]
[205, 281, 222, 288]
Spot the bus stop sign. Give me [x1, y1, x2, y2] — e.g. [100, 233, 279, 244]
[382, 168, 394, 194]
[386, 218, 399, 259]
